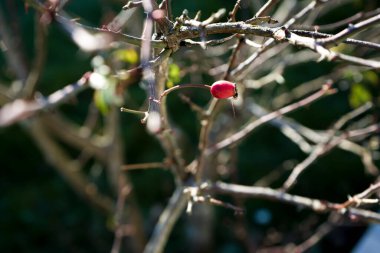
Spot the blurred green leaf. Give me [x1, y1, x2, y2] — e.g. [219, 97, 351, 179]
[167, 63, 181, 88]
[113, 49, 139, 64]
[349, 83, 372, 108]
[363, 70, 378, 86]
[93, 75, 121, 115]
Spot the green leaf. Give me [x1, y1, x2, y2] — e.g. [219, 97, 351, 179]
[167, 63, 181, 88]
[94, 89, 109, 115]
[93, 75, 122, 115]
[349, 83, 372, 108]
[363, 71, 378, 86]
[113, 49, 139, 64]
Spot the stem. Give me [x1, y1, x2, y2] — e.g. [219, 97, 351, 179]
[207, 82, 335, 154]
[143, 187, 188, 253]
[159, 84, 211, 101]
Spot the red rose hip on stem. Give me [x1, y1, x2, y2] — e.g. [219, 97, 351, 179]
[210, 80, 238, 99]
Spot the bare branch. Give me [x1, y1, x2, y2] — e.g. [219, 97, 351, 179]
[28, 119, 114, 214]
[291, 29, 380, 50]
[317, 14, 380, 47]
[159, 84, 210, 101]
[282, 102, 374, 191]
[231, 0, 322, 79]
[121, 162, 167, 171]
[209, 181, 380, 223]
[207, 82, 335, 154]
[275, 28, 380, 69]
[255, 0, 280, 18]
[123, 1, 143, 10]
[318, 8, 380, 31]
[0, 72, 90, 127]
[55, 14, 166, 49]
[229, 0, 241, 22]
[143, 187, 188, 253]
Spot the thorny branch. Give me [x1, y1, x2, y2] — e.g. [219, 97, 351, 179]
[207, 82, 335, 154]
[2, 0, 380, 252]
[208, 181, 380, 223]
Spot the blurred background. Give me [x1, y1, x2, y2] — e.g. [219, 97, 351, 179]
[0, 0, 380, 252]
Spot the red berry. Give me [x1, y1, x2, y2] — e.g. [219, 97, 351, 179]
[210, 80, 238, 99]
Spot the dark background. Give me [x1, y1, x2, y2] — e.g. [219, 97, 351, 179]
[1, 0, 379, 252]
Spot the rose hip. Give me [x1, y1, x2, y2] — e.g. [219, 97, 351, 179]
[210, 80, 238, 99]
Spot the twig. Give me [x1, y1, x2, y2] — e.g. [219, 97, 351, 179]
[224, 37, 245, 80]
[192, 195, 244, 214]
[23, 14, 47, 98]
[249, 106, 378, 175]
[248, 100, 312, 153]
[255, 0, 280, 17]
[183, 34, 236, 47]
[202, 9, 227, 26]
[293, 216, 336, 252]
[229, 0, 241, 22]
[282, 102, 374, 191]
[55, 14, 166, 49]
[111, 185, 132, 253]
[0, 6, 28, 83]
[291, 29, 380, 50]
[143, 187, 188, 253]
[209, 181, 380, 223]
[28, 119, 114, 214]
[336, 181, 380, 209]
[159, 84, 211, 101]
[231, 0, 321, 79]
[317, 8, 380, 31]
[123, 1, 143, 10]
[155, 54, 186, 184]
[121, 162, 167, 171]
[107, 106, 146, 253]
[245, 16, 278, 25]
[178, 94, 205, 116]
[0, 72, 90, 127]
[107, 1, 139, 32]
[40, 113, 108, 162]
[276, 28, 380, 69]
[207, 82, 335, 154]
[120, 107, 149, 123]
[317, 14, 380, 47]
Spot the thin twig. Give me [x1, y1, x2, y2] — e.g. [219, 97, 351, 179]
[0, 72, 90, 127]
[207, 82, 335, 154]
[291, 29, 380, 50]
[293, 216, 336, 252]
[28, 119, 114, 214]
[317, 8, 380, 31]
[336, 181, 380, 209]
[276, 28, 380, 69]
[255, 0, 280, 17]
[23, 14, 47, 98]
[0, 6, 28, 83]
[159, 84, 210, 101]
[231, 0, 321, 79]
[143, 187, 188, 253]
[317, 14, 380, 47]
[183, 34, 237, 47]
[178, 94, 206, 116]
[123, 1, 143, 10]
[40, 113, 108, 162]
[282, 102, 374, 191]
[193, 195, 244, 214]
[209, 181, 380, 223]
[121, 162, 167, 171]
[55, 14, 166, 48]
[229, 0, 241, 22]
